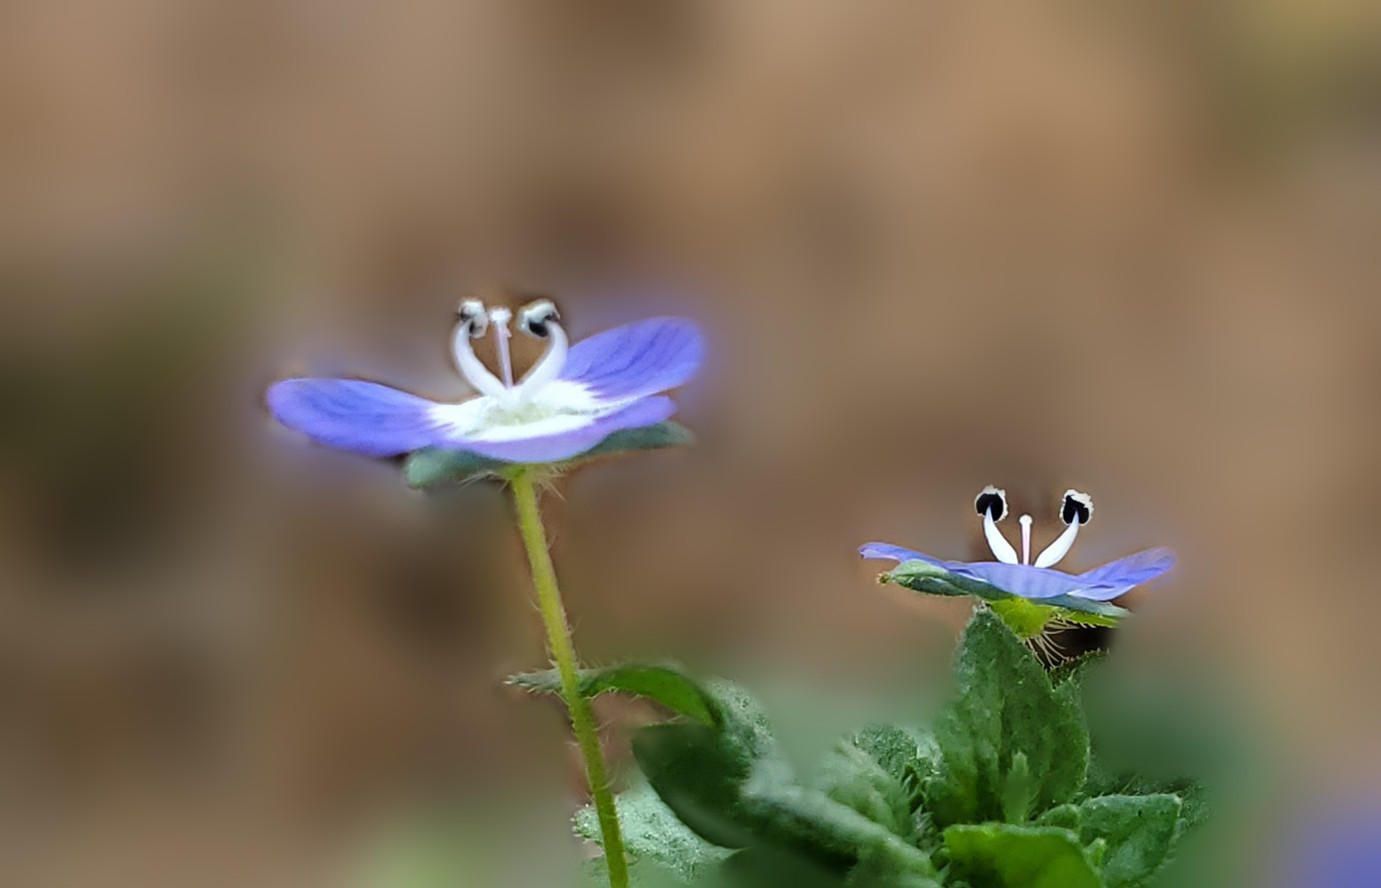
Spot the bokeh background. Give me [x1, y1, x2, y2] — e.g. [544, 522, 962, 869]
[2, 1, 1378, 885]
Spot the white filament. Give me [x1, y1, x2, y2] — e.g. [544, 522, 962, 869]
[516, 321, 569, 404]
[451, 323, 507, 399]
[1034, 520, 1080, 568]
[983, 508, 1019, 564]
[1019, 514, 1033, 565]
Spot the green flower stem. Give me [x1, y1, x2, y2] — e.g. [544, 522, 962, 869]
[508, 468, 628, 888]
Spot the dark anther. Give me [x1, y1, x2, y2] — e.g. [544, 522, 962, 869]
[975, 490, 1006, 521]
[1061, 494, 1092, 525]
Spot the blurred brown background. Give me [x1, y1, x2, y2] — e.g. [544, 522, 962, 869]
[1, 1, 1378, 885]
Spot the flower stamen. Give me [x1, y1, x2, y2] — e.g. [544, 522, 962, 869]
[1034, 490, 1093, 568]
[453, 299, 508, 399]
[975, 485, 1019, 564]
[515, 299, 568, 404]
[1019, 514, 1033, 565]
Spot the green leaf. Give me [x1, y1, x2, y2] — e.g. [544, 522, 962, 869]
[851, 724, 937, 795]
[633, 723, 934, 877]
[716, 846, 848, 888]
[923, 609, 1089, 827]
[575, 781, 729, 883]
[580, 855, 689, 888]
[942, 823, 1104, 888]
[404, 421, 694, 488]
[1036, 803, 1081, 831]
[1075, 794, 1182, 888]
[880, 562, 1131, 627]
[1035, 793, 1183, 886]
[1001, 751, 1033, 824]
[587, 667, 937, 880]
[815, 741, 914, 840]
[1083, 758, 1209, 835]
[846, 849, 945, 888]
[509, 663, 718, 726]
[517, 661, 930, 876]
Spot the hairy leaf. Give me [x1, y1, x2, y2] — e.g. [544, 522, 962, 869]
[562, 665, 940, 880]
[1076, 794, 1182, 888]
[923, 609, 1088, 827]
[510, 663, 718, 726]
[815, 741, 914, 840]
[575, 781, 729, 883]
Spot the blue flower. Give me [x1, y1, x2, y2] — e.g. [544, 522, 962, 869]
[861, 485, 1174, 614]
[1283, 799, 1381, 888]
[267, 298, 703, 464]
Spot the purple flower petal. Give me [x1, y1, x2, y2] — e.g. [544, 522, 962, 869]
[859, 543, 946, 568]
[457, 396, 677, 463]
[1070, 547, 1177, 600]
[859, 543, 1082, 599]
[860, 541, 1174, 601]
[267, 378, 450, 457]
[945, 561, 1109, 600]
[1285, 800, 1381, 888]
[560, 318, 703, 403]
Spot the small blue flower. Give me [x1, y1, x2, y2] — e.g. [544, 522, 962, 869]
[1283, 799, 1381, 888]
[861, 485, 1174, 610]
[268, 298, 703, 464]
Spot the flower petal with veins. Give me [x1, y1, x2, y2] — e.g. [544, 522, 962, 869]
[268, 312, 702, 467]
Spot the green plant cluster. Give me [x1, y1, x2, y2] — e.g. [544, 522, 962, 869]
[514, 610, 1203, 888]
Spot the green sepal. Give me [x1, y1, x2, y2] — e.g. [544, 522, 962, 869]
[942, 823, 1104, 888]
[879, 560, 1132, 632]
[1048, 650, 1109, 688]
[881, 561, 1006, 602]
[404, 420, 694, 488]
[403, 447, 507, 488]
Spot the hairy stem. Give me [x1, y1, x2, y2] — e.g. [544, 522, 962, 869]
[508, 468, 628, 888]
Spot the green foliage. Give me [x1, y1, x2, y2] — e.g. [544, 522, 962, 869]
[816, 741, 917, 842]
[942, 824, 1102, 888]
[1072, 795, 1182, 888]
[922, 610, 1088, 827]
[576, 781, 730, 884]
[510, 662, 719, 727]
[850, 724, 935, 793]
[533, 607, 1209, 887]
[405, 421, 694, 488]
